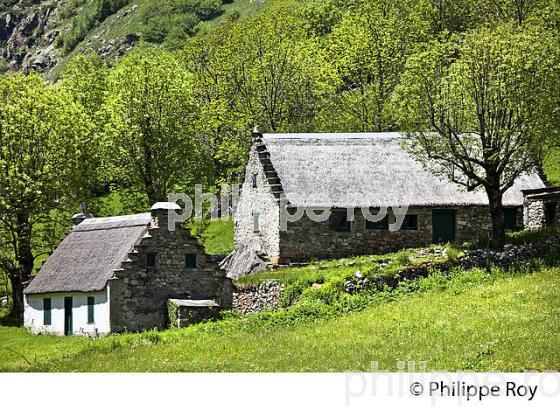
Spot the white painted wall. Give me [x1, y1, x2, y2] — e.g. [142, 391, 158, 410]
[24, 289, 110, 336]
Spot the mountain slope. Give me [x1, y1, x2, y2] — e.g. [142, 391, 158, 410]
[0, 0, 277, 78]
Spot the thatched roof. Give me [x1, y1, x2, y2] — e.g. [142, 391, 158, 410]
[24, 213, 152, 294]
[262, 133, 544, 207]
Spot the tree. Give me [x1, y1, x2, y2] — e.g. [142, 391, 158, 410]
[222, 10, 334, 133]
[325, 0, 432, 132]
[60, 54, 111, 195]
[0, 73, 95, 316]
[104, 50, 210, 206]
[393, 26, 559, 245]
[184, 7, 335, 182]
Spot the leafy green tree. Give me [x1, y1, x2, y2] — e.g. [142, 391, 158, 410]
[0, 73, 95, 316]
[184, 7, 335, 182]
[393, 26, 559, 244]
[60, 54, 111, 195]
[104, 50, 210, 205]
[140, 0, 223, 47]
[60, 54, 109, 120]
[325, 0, 432, 132]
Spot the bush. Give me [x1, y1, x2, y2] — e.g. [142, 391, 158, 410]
[445, 244, 461, 262]
[506, 226, 560, 245]
[0, 59, 8, 74]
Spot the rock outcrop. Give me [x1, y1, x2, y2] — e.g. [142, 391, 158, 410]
[0, 1, 139, 76]
[0, 1, 61, 73]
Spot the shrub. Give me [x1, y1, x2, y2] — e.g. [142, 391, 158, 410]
[395, 251, 412, 266]
[506, 226, 560, 245]
[445, 244, 461, 263]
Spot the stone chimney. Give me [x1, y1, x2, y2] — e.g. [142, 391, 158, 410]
[72, 202, 93, 226]
[252, 126, 262, 142]
[151, 202, 182, 230]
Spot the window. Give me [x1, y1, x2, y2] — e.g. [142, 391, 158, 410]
[253, 211, 260, 233]
[329, 209, 352, 232]
[252, 173, 258, 188]
[401, 215, 418, 231]
[43, 298, 51, 326]
[87, 296, 95, 324]
[185, 253, 197, 269]
[146, 252, 157, 268]
[366, 216, 389, 230]
[545, 202, 558, 227]
[504, 207, 519, 230]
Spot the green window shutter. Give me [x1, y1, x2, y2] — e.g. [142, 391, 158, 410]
[253, 211, 260, 233]
[87, 296, 95, 324]
[43, 298, 51, 326]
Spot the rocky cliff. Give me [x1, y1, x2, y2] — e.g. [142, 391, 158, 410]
[0, 0, 138, 76]
[0, 0, 62, 73]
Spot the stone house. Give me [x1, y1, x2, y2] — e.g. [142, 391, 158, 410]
[24, 203, 232, 336]
[227, 131, 548, 276]
[523, 187, 560, 230]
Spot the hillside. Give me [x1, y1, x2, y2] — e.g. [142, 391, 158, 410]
[0, 0, 275, 78]
[1, 263, 559, 371]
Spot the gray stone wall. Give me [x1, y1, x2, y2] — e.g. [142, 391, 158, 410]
[278, 206, 493, 262]
[524, 197, 559, 230]
[109, 210, 232, 333]
[234, 143, 281, 259]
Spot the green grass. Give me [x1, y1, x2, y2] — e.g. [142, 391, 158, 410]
[544, 148, 560, 186]
[198, 218, 234, 255]
[236, 246, 453, 285]
[1, 263, 558, 372]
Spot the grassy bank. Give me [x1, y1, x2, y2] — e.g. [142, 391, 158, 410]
[1, 261, 558, 372]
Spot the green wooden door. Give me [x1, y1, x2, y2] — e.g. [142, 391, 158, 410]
[64, 297, 73, 336]
[432, 209, 456, 244]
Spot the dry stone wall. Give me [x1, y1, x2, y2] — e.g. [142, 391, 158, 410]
[278, 206, 497, 263]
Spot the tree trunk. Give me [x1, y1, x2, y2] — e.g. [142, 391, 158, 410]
[10, 273, 25, 317]
[485, 186, 505, 248]
[10, 212, 34, 318]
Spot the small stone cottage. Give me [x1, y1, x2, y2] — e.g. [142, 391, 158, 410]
[226, 131, 550, 277]
[24, 203, 232, 336]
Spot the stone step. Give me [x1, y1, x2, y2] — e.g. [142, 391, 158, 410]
[267, 177, 281, 185]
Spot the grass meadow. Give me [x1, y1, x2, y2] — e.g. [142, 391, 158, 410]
[1, 262, 559, 372]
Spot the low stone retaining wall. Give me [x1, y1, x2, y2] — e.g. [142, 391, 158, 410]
[344, 234, 559, 293]
[234, 234, 560, 313]
[233, 281, 285, 314]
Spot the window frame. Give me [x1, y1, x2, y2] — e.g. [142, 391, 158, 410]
[87, 296, 95, 324]
[329, 209, 352, 232]
[401, 214, 418, 231]
[146, 252, 157, 268]
[251, 173, 258, 188]
[185, 253, 197, 269]
[43, 298, 51, 326]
